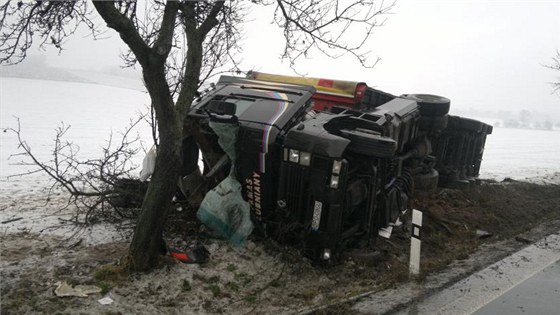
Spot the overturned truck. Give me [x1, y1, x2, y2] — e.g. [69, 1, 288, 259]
[183, 72, 492, 262]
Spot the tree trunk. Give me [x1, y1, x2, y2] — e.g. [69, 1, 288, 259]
[128, 65, 181, 271]
[88, 1, 220, 271]
[127, 28, 205, 272]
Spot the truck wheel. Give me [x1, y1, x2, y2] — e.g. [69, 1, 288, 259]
[401, 94, 450, 117]
[340, 129, 396, 158]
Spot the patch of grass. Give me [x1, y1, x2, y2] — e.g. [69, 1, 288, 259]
[389, 262, 409, 283]
[207, 284, 222, 297]
[208, 275, 220, 283]
[418, 238, 479, 281]
[300, 288, 318, 301]
[3, 298, 24, 312]
[234, 272, 252, 285]
[202, 300, 213, 310]
[193, 273, 220, 283]
[29, 296, 39, 311]
[193, 273, 206, 282]
[158, 298, 178, 307]
[456, 250, 470, 260]
[243, 294, 257, 304]
[92, 263, 129, 294]
[53, 265, 73, 279]
[98, 281, 113, 295]
[93, 264, 128, 284]
[314, 302, 355, 314]
[348, 287, 370, 297]
[429, 231, 448, 250]
[289, 288, 319, 302]
[226, 263, 237, 272]
[181, 279, 192, 292]
[225, 281, 239, 292]
[483, 211, 500, 225]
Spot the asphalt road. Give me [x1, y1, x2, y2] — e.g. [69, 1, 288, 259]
[397, 233, 560, 315]
[473, 260, 560, 315]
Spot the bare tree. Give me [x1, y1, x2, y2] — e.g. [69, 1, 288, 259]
[545, 50, 560, 94]
[1, 0, 394, 271]
[273, 0, 393, 69]
[8, 117, 146, 224]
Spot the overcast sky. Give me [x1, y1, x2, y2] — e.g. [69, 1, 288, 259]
[40, 0, 560, 118]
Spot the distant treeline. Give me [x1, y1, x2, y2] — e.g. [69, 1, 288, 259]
[454, 108, 560, 130]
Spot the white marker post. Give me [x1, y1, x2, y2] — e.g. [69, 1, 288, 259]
[409, 209, 423, 276]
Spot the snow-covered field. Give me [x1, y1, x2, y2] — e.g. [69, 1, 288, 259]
[0, 77, 152, 243]
[1, 77, 559, 241]
[479, 127, 560, 181]
[0, 77, 152, 189]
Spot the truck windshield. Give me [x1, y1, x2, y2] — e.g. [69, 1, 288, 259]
[223, 97, 256, 116]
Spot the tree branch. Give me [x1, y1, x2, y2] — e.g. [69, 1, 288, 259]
[6, 116, 147, 223]
[545, 50, 560, 94]
[152, 1, 179, 58]
[0, 1, 98, 64]
[199, 1, 225, 37]
[273, 0, 394, 68]
[93, 1, 151, 66]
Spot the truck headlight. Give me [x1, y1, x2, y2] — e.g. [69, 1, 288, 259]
[289, 149, 299, 163]
[332, 160, 342, 174]
[322, 249, 331, 260]
[330, 175, 339, 189]
[300, 152, 311, 166]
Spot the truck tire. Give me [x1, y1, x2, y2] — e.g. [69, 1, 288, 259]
[340, 129, 396, 158]
[401, 94, 450, 117]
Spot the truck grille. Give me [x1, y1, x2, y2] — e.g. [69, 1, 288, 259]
[284, 163, 309, 222]
[282, 155, 331, 224]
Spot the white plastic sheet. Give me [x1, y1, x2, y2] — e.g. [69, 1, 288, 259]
[139, 146, 157, 181]
[197, 121, 253, 246]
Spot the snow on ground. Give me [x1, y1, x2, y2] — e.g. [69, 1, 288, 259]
[1, 77, 151, 244]
[0, 194, 133, 246]
[478, 127, 560, 182]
